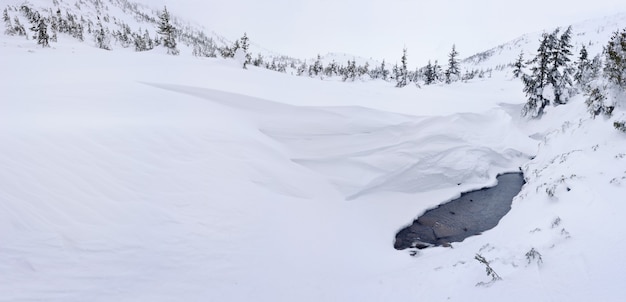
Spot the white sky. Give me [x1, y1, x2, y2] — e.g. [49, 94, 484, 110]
[156, 0, 626, 65]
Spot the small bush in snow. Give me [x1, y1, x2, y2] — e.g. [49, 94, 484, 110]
[474, 253, 502, 286]
[525, 248, 543, 266]
[614, 121, 626, 133]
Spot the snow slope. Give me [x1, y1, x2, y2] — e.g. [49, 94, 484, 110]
[464, 12, 626, 70]
[2, 6, 626, 302]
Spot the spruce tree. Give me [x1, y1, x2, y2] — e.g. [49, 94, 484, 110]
[552, 26, 574, 104]
[380, 60, 389, 81]
[603, 28, 626, 88]
[30, 17, 49, 47]
[574, 45, 591, 86]
[157, 6, 178, 55]
[324, 60, 338, 77]
[396, 47, 408, 87]
[432, 60, 442, 83]
[311, 54, 323, 76]
[94, 18, 110, 50]
[445, 44, 460, 83]
[12, 16, 26, 37]
[513, 51, 525, 78]
[424, 60, 435, 85]
[3, 8, 15, 35]
[522, 33, 551, 117]
[240, 32, 251, 68]
[297, 62, 307, 76]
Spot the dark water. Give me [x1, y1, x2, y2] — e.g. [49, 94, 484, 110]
[394, 173, 525, 249]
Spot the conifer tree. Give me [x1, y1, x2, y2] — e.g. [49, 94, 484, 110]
[94, 17, 110, 50]
[513, 51, 525, 78]
[240, 32, 251, 68]
[424, 60, 435, 85]
[157, 6, 178, 55]
[522, 33, 551, 117]
[445, 44, 460, 83]
[324, 60, 338, 77]
[3, 8, 15, 35]
[253, 53, 264, 67]
[603, 28, 626, 88]
[12, 16, 26, 37]
[551, 26, 574, 104]
[432, 60, 442, 83]
[396, 47, 408, 87]
[30, 16, 49, 47]
[380, 60, 389, 81]
[297, 62, 307, 76]
[574, 45, 591, 86]
[311, 54, 323, 76]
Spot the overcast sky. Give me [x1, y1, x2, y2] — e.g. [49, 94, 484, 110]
[156, 0, 626, 65]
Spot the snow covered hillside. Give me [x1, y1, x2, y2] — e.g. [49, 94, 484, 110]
[464, 12, 626, 70]
[2, 1, 626, 301]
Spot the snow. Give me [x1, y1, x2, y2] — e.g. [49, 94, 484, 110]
[2, 4, 626, 302]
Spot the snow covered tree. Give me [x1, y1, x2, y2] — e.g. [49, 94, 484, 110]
[585, 87, 614, 118]
[94, 18, 110, 50]
[310, 54, 323, 76]
[380, 60, 389, 81]
[513, 51, 525, 78]
[574, 45, 592, 86]
[396, 47, 408, 87]
[239, 32, 251, 68]
[445, 44, 460, 83]
[297, 61, 307, 76]
[522, 33, 551, 117]
[253, 53, 264, 67]
[342, 60, 357, 81]
[30, 16, 49, 47]
[603, 28, 626, 88]
[550, 26, 574, 105]
[324, 60, 338, 77]
[358, 62, 370, 78]
[12, 16, 26, 37]
[157, 6, 178, 55]
[424, 60, 435, 85]
[3, 8, 15, 35]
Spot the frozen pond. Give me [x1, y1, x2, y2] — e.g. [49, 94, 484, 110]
[394, 172, 525, 249]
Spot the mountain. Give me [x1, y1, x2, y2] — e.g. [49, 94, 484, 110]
[1, 1, 626, 301]
[463, 12, 626, 69]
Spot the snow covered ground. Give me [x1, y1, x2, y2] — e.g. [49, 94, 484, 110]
[2, 16, 626, 302]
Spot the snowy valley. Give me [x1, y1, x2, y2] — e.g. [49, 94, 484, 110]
[1, 0, 626, 301]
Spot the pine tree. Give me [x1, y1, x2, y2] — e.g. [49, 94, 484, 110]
[396, 47, 408, 87]
[240, 32, 251, 68]
[424, 60, 435, 85]
[603, 28, 626, 88]
[380, 60, 389, 81]
[253, 53, 264, 67]
[552, 26, 574, 104]
[513, 51, 525, 78]
[574, 45, 591, 86]
[311, 54, 323, 76]
[297, 62, 307, 76]
[30, 17, 49, 47]
[432, 60, 442, 83]
[13, 16, 26, 37]
[3, 8, 15, 35]
[445, 44, 460, 83]
[157, 6, 178, 55]
[94, 17, 110, 50]
[324, 60, 338, 77]
[522, 33, 551, 117]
